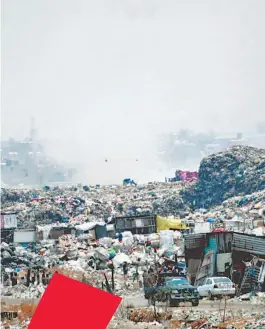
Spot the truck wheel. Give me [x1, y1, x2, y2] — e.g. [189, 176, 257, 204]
[169, 301, 178, 307]
[192, 300, 199, 306]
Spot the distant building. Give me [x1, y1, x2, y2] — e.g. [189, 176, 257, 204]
[1, 138, 75, 187]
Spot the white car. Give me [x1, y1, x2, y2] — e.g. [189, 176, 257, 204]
[197, 277, 235, 300]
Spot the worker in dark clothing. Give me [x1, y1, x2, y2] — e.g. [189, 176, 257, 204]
[117, 233, 123, 243]
[123, 261, 128, 281]
[11, 273, 18, 286]
[3, 273, 9, 284]
[143, 269, 156, 299]
[224, 262, 232, 279]
[36, 270, 41, 285]
[133, 258, 140, 283]
[26, 269, 31, 287]
[108, 260, 115, 290]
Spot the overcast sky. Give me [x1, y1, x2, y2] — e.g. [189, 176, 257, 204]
[2, 0, 265, 183]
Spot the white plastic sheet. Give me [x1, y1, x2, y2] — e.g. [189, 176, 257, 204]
[113, 253, 132, 267]
[159, 230, 174, 250]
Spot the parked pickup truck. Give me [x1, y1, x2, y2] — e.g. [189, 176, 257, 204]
[145, 274, 200, 307]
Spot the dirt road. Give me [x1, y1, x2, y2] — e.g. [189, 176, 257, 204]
[123, 294, 264, 312]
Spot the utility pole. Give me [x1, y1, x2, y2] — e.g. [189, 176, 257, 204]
[30, 117, 40, 187]
[30, 116, 37, 143]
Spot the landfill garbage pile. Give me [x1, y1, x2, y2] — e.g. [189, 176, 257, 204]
[2, 283, 46, 300]
[16, 205, 69, 228]
[2, 146, 265, 225]
[1, 189, 34, 206]
[1, 242, 60, 272]
[153, 189, 190, 217]
[184, 188, 265, 233]
[1, 228, 185, 302]
[181, 145, 265, 209]
[1, 182, 189, 228]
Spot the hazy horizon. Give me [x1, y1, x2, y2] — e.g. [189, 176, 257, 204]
[2, 0, 265, 184]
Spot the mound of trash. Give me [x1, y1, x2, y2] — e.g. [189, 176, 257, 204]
[1, 189, 34, 206]
[182, 145, 265, 208]
[153, 191, 190, 217]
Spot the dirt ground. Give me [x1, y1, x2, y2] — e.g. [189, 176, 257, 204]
[123, 294, 265, 312]
[2, 293, 264, 329]
[107, 295, 265, 328]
